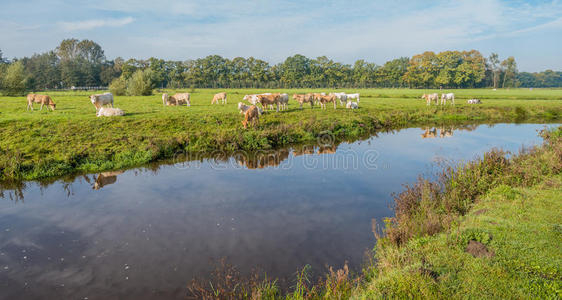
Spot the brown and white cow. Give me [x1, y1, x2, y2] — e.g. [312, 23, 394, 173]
[421, 93, 439, 106]
[256, 94, 280, 112]
[163, 93, 191, 106]
[318, 94, 337, 109]
[211, 92, 227, 104]
[292, 93, 314, 109]
[242, 105, 260, 129]
[27, 94, 56, 111]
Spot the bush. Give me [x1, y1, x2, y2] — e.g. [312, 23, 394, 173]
[1, 61, 27, 96]
[109, 77, 127, 96]
[126, 69, 155, 96]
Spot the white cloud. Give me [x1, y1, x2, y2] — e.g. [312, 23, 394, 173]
[58, 17, 134, 31]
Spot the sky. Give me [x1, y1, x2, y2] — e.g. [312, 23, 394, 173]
[0, 0, 561, 72]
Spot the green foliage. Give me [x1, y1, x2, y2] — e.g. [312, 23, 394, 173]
[109, 76, 127, 96]
[126, 69, 155, 96]
[1, 61, 27, 96]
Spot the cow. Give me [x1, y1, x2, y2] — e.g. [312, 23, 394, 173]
[346, 93, 360, 103]
[441, 93, 455, 105]
[421, 93, 439, 106]
[211, 92, 227, 104]
[27, 94, 56, 111]
[332, 92, 348, 106]
[346, 101, 359, 109]
[256, 94, 280, 112]
[96, 107, 124, 117]
[292, 94, 314, 109]
[467, 98, 481, 104]
[318, 94, 337, 110]
[238, 102, 263, 115]
[243, 93, 271, 105]
[163, 93, 191, 106]
[278, 93, 289, 110]
[90, 93, 114, 111]
[313, 93, 326, 105]
[242, 105, 260, 129]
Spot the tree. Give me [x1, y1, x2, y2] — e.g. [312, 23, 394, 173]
[488, 53, 500, 88]
[1, 61, 27, 95]
[109, 76, 127, 96]
[127, 69, 155, 96]
[501, 56, 517, 88]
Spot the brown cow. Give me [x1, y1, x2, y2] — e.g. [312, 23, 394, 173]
[318, 94, 337, 110]
[27, 94, 56, 111]
[163, 93, 191, 106]
[242, 105, 260, 129]
[256, 94, 280, 112]
[292, 93, 314, 109]
[211, 92, 227, 104]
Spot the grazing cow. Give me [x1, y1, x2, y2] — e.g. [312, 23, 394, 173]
[467, 98, 481, 104]
[163, 93, 191, 106]
[278, 93, 289, 110]
[441, 93, 455, 105]
[332, 92, 348, 106]
[292, 94, 314, 109]
[243, 93, 271, 105]
[238, 102, 263, 115]
[96, 107, 124, 117]
[27, 94, 56, 111]
[346, 93, 360, 103]
[421, 127, 437, 138]
[313, 93, 326, 104]
[211, 92, 227, 104]
[421, 93, 439, 106]
[93, 171, 124, 190]
[90, 92, 114, 111]
[346, 101, 359, 109]
[318, 94, 337, 110]
[256, 94, 280, 112]
[242, 105, 260, 129]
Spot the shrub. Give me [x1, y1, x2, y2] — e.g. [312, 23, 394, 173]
[109, 76, 127, 96]
[126, 69, 155, 96]
[1, 61, 27, 96]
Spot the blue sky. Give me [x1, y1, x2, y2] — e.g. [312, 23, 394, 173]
[1, 0, 561, 71]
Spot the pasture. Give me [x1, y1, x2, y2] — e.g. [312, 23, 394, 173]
[0, 88, 560, 181]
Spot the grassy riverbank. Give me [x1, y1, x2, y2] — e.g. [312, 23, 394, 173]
[1, 88, 561, 181]
[187, 126, 561, 299]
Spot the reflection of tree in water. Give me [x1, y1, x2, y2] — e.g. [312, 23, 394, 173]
[421, 124, 480, 139]
[0, 181, 26, 202]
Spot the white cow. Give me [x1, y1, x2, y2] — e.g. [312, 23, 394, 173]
[332, 92, 348, 106]
[441, 93, 455, 105]
[467, 98, 481, 104]
[278, 93, 289, 110]
[90, 93, 114, 111]
[346, 101, 358, 109]
[97, 107, 124, 117]
[238, 102, 263, 115]
[346, 93, 360, 103]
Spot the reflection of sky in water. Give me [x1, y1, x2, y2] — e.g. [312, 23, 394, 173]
[0, 123, 557, 299]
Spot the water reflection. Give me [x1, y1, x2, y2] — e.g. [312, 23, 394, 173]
[420, 124, 479, 139]
[0, 123, 557, 300]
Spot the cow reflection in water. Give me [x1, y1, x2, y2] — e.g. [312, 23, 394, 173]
[317, 144, 337, 154]
[421, 124, 480, 139]
[93, 171, 124, 190]
[235, 149, 290, 169]
[292, 145, 315, 157]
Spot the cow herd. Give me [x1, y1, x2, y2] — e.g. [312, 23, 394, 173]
[22, 91, 481, 129]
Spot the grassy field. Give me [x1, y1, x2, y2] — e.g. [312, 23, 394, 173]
[0, 88, 561, 181]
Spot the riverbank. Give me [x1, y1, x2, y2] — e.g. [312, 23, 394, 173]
[1, 88, 560, 181]
[187, 126, 561, 299]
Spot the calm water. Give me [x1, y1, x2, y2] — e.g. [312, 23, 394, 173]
[0, 123, 556, 299]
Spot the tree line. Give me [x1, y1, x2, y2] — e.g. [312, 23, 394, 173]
[0, 39, 561, 96]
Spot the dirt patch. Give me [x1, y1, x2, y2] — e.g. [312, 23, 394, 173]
[466, 240, 495, 258]
[473, 209, 488, 216]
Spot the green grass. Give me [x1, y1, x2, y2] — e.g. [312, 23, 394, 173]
[361, 176, 562, 299]
[1, 88, 561, 181]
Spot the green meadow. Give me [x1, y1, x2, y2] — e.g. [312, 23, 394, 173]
[0, 88, 561, 181]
